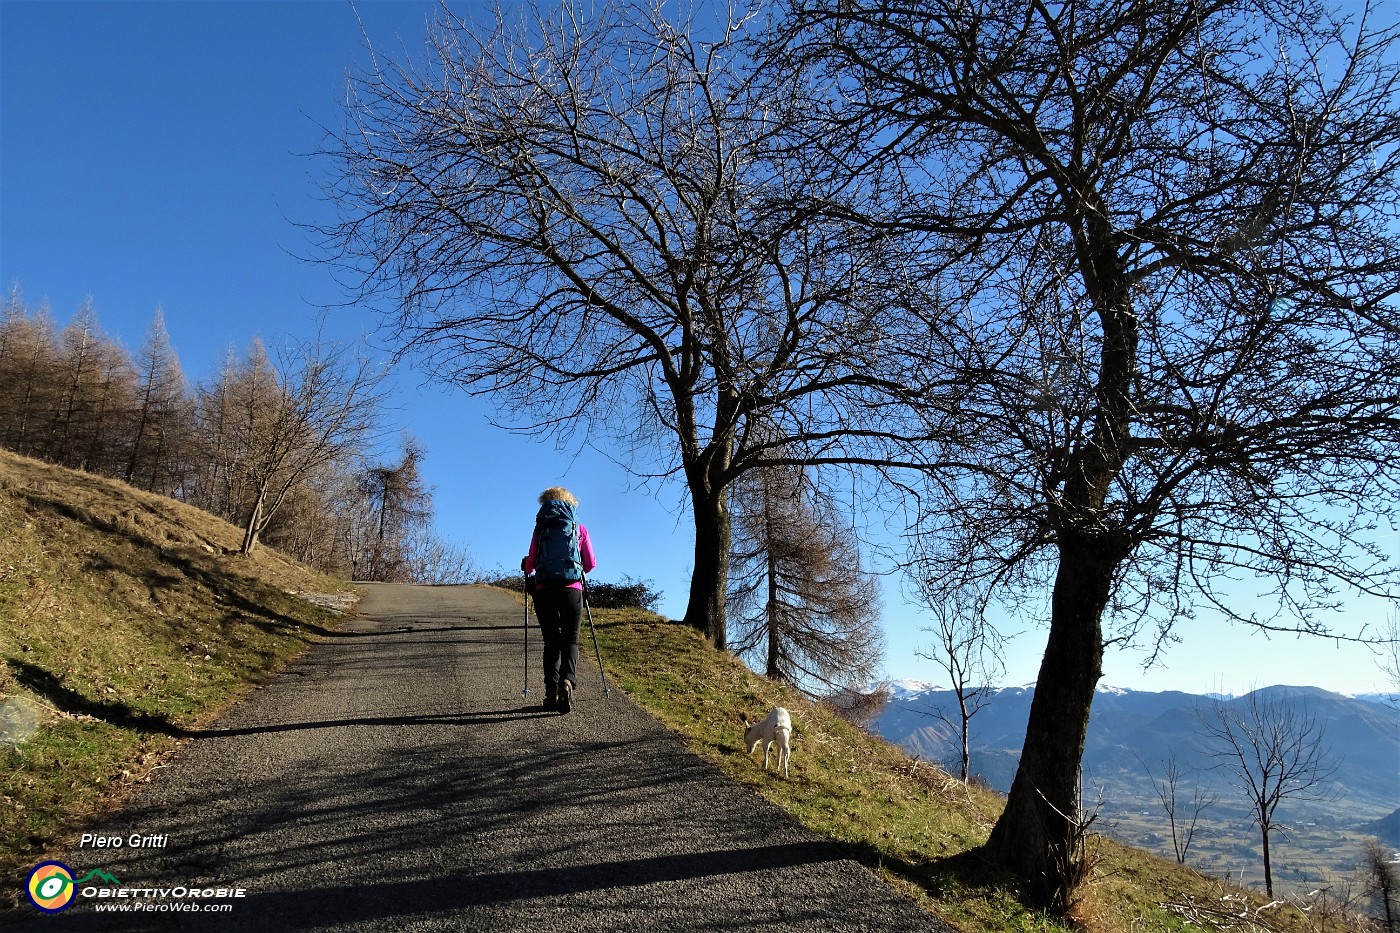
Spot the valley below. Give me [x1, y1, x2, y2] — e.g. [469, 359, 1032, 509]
[871, 682, 1399, 899]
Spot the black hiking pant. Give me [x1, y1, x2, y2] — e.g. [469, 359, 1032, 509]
[532, 585, 581, 698]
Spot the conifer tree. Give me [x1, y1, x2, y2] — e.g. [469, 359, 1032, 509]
[126, 308, 192, 495]
[0, 291, 61, 456]
[51, 299, 137, 474]
[728, 460, 883, 693]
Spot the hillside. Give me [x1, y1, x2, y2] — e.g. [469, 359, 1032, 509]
[0, 448, 354, 894]
[0, 449, 1376, 930]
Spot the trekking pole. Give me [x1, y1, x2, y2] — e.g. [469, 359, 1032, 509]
[581, 576, 611, 697]
[522, 574, 530, 699]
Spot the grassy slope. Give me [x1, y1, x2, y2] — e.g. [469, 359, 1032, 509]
[0, 449, 1328, 929]
[0, 449, 353, 906]
[584, 610, 1325, 933]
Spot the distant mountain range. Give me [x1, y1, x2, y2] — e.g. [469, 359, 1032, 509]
[868, 682, 1399, 844]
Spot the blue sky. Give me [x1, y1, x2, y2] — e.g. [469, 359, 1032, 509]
[3, 0, 1394, 696]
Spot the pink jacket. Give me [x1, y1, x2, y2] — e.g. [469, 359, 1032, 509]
[523, 523, 596, 591]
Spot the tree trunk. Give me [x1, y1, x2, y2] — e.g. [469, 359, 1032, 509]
[765, 547, 781, 679]
[125, 394, 150, 484]
[985, 533, 1117, 909]
[1261, 824, 1274, 898]
[684, 482, 731, 650]
[958, 693, 971, 783]
[984, 220, 1137, 908]
[241, 487, 267, 556]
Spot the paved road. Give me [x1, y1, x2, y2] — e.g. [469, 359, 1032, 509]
[16, 584, 947, 931]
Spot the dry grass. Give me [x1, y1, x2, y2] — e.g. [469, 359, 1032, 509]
[0, 449, 353, 906]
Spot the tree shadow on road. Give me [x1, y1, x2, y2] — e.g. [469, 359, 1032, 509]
[190, 706, 557, 737]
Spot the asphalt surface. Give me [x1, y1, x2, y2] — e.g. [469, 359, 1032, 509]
[15, 584, 948, 931]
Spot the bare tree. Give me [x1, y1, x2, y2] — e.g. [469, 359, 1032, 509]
[1362, 836, 1399, 933]
[727, 456, 884, 693]
[243, 338, 386, 557]
[398, 523, 477, 585]
[914, 596, 1005, 782]
[260, 470, 349, 570]
[322, 0, 921, 649]
[193, 336, 387, 556]
[1199, 689, 1338, 898]
[781, 0, 1400, 908]
[1139, 750, 1216, 864]
[1380, 613, 1400, 712]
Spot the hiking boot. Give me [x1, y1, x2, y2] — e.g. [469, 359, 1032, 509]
[558, 679, 573, 714]
[543, 693, 557, 712]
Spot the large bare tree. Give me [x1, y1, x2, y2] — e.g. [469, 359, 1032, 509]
[782, 0, 1400, 909]
[323, 0, 920, 648]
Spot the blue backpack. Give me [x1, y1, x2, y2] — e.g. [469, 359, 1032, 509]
[533, 499, 583, 585]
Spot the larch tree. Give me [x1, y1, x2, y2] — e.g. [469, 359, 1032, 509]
[727, 457, 884, 693]
[50, 299, 138, 474]
[191, 340, 281, 527]
[126, 308, 193, 495]
[357, 435, 432, 582]
[0, 292, 61, 457]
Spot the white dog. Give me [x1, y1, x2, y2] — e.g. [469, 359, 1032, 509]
[743, 707, 792, 777]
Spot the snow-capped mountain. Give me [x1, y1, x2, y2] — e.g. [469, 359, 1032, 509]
[866, 682, 1398, 816]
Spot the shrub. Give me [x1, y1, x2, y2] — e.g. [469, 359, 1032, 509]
[581, 576, 663, 612]
[479, 571, 663, 613]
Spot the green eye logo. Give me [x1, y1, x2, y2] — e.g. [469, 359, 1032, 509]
[26, 861, 76, 912]
[37, 873, 71, 898]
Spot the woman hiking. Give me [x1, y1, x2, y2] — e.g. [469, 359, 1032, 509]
[521, 487, 596, 714]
